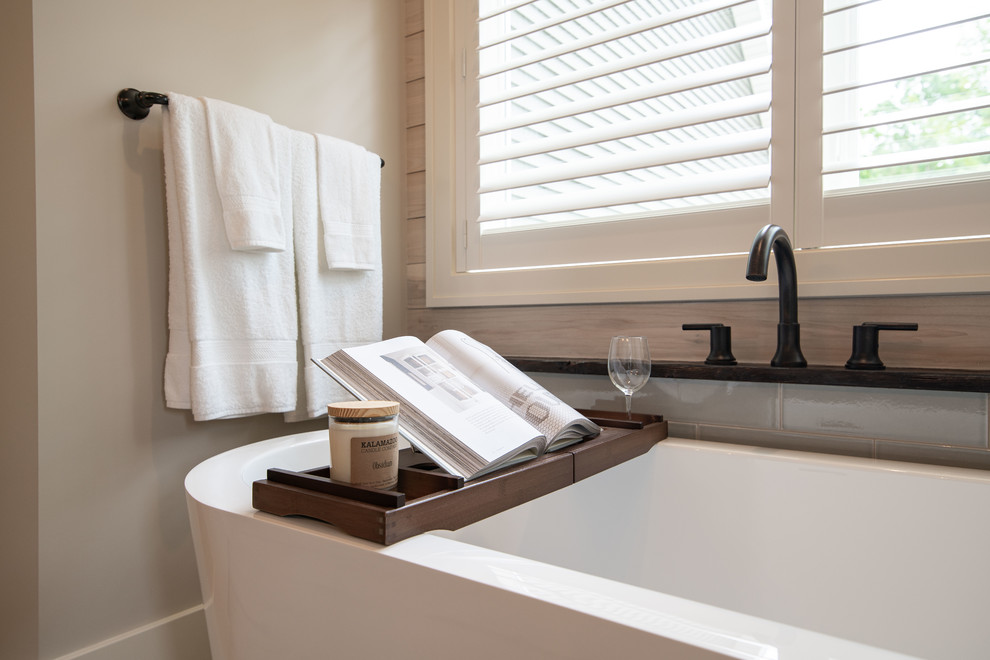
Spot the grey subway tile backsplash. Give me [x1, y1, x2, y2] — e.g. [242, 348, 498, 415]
[875, 441, 990, 471]
[666, 421, 698, 440]
[697, 425, 875, 459]
[781, 384, 988, 449]
[528, 372, 618, 411]
[636, 378, 779, 429]
[527, 372, 990, 471]
[531, 373, 779, 428]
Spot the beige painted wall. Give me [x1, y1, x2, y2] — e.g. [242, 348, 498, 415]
[4, 1, 406, 657]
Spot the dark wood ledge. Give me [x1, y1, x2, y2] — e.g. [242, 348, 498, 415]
[508, 357, 990, 394]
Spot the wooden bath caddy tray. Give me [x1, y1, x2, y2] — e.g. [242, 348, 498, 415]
[252, 411, 666, 545]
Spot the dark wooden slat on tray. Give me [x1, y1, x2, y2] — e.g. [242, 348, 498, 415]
[571, 416, 667, 482]
[267, 468, 406, 508]
[255, 481, 398, 541]
[397, 465, 463, 500]
[577, 409, 664, 430]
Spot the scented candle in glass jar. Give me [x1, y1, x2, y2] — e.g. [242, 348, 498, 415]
[327, 400, 400, 489]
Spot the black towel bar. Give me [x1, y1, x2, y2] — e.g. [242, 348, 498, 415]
[116, 88, 385, 168]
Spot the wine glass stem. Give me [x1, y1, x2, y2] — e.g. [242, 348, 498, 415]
[624, 393, 632, 419]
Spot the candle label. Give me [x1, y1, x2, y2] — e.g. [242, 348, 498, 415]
[351, 432, 399, 489]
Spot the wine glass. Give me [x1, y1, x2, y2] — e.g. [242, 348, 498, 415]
[608, 336, 651, 418]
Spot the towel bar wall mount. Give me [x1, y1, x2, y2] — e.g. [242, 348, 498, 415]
[116, 88, 385, 168]
[117, 88, 168, 120]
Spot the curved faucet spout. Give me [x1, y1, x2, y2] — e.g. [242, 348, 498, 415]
[747, 224, 798, 325]
[746, 224, 807, 367]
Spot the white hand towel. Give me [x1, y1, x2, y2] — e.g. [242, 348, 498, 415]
[162, 108, 191, 410]
[285, 131, 383, 421]
[314, 134, 381, 270]
[203, 98, 286, 252]
[163, 93, 298, 420]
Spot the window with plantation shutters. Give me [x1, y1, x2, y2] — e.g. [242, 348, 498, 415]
[475, 0, 771, 231]
[424, 0, 990, 307]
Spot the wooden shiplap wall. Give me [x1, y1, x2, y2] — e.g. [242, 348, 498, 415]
[405, 0, 427, 315]
[401, 0, 990, 371]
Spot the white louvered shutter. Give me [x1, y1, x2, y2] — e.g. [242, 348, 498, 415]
[473, 0, 774, 235]
[816, 0, 990, 246]
[822, 0, 990, 189]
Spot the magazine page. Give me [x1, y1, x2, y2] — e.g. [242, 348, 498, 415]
[426, 330, 600, 445]
[340, 337, 544, 466]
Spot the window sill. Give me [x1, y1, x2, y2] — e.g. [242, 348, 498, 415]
[509, 358, 990, 394]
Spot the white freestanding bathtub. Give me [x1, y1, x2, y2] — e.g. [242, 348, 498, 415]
[185, 430, 990, 659]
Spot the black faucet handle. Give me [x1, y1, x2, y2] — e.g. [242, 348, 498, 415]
[861, 322, 919, 331]
[682, 323, 737, 365]
[845, 322, 918, 370]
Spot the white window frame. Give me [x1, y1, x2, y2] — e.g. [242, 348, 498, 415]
[424, 0, 990, 308]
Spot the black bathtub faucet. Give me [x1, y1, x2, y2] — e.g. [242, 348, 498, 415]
[746, 224, 807, 368]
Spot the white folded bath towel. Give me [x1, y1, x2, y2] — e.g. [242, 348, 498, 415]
[203, 98, 286, 252]
[314, 134, 381, 270]
[285, 131, 383, 421]
[163, 93, 298, 420]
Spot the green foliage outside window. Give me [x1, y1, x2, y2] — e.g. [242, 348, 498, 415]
[861, 22, 990, 182]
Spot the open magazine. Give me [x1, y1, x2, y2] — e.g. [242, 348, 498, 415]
[314, 329, 600, 480]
